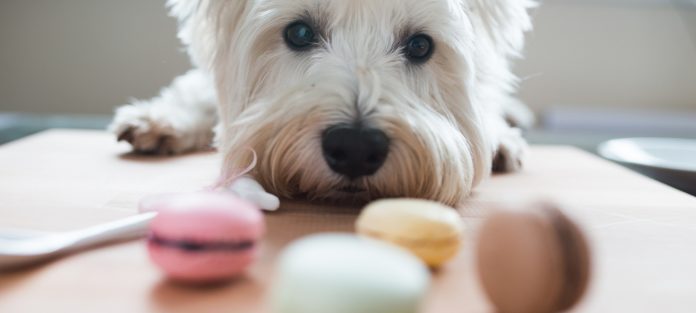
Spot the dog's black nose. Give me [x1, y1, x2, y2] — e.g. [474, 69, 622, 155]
[321, 125, 390, 179]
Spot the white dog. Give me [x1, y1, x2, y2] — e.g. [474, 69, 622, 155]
[110, 0, 535, 211]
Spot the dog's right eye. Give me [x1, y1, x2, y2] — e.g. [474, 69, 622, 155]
[284, 22, 317, 51]
[404, 34, 434, 64]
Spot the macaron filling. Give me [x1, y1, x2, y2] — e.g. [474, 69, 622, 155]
[148, 233, 255, 253]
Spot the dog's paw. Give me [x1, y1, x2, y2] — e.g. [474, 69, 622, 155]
[492, 128, 528, 173]
[109, 104, 192, 155]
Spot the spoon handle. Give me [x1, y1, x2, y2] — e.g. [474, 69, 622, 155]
[0, 213, 158, 271]
[63, 212, 157, 251]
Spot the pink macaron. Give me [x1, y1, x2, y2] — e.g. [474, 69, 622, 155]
[145, 192, 265, 283]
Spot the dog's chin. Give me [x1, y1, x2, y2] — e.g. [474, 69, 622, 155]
[322, 193, 372, 206]
[295, 183, 374, 206]
[337, 185, 367, 194]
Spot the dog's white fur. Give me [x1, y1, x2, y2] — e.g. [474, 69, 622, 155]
[110, 0, 535, 210]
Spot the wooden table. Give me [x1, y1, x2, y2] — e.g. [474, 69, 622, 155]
[1, 129, 695, 313]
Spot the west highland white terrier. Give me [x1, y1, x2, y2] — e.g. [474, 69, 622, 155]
[110, 0, 536, 211]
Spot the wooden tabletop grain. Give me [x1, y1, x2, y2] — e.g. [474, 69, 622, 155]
[0, 129, 695, 313]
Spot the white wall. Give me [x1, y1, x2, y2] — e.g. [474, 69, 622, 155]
[518, 0, 696, 113]
[0, 0, 189, 115]
[0, 0, 694, 115]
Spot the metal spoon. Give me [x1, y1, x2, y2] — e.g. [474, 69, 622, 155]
[0, 212, 156, 271]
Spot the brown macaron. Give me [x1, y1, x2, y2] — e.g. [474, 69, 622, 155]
[476, 203, 591, 313]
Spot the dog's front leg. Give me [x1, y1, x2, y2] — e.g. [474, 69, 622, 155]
[490, 97, 533, 173]
[493, 126, 528, 173]
[490, 110, 530, 173]
[227, 176, 280, 211]
[109, 69, 218, 155]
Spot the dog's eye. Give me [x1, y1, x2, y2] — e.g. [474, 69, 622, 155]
[284, 22, 317, 50]
[404, 34, 434, 63]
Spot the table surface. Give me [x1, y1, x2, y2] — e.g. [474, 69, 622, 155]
[0, 129, 695, 313]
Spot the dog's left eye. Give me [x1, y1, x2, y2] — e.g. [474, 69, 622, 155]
[404, 34, 434, 63]
[284, 22, 317, 51]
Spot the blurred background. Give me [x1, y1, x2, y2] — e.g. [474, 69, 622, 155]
[0, 0, 695, 149]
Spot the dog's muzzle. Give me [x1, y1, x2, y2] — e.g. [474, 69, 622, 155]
[321, 124, 390, 180]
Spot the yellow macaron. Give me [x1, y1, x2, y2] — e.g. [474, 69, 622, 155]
[356, 198, 465, 268]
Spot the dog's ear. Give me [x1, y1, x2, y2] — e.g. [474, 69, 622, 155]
[469, 0, 536, 58]
[166, 0, 250, 69]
